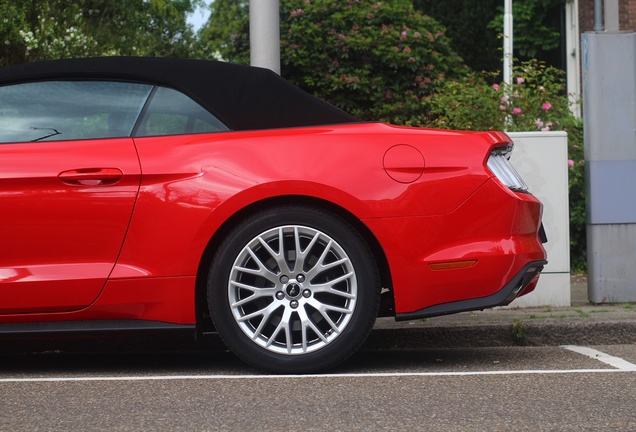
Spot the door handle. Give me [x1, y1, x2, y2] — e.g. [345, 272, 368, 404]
[58, 168, 124, 186]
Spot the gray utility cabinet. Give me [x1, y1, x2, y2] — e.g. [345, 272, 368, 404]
[583, 32, 636, 302]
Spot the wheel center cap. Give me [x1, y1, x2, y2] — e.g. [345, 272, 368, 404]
[285, 283, 301, 298]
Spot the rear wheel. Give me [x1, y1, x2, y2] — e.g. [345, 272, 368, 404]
[207, 205, 380, 373]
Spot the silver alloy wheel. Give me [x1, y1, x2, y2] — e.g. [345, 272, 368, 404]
[228, 225, 358, 355]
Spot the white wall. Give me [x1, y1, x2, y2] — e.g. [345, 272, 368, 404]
[507, 131, 571, 307]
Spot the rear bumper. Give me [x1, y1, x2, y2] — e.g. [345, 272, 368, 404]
[395, 260, 547, 321]
[364, 178, 547, 316]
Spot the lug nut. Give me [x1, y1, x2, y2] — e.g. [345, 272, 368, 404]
[302, 289, 311, 298]
[280, 275, 289, 284]
[290, 300, 299, 309]
[276, 291, 285, 300]
[297, 274, 305, 282]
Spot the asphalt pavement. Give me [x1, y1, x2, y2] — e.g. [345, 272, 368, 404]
[367, 274, 636, 351]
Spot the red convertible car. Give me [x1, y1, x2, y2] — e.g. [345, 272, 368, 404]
[0, 57, 546, 373]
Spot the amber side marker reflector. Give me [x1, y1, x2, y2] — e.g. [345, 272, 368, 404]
[428, 260, 478, 271]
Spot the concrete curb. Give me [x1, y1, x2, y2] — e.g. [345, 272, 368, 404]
[363, 319, 636, 351]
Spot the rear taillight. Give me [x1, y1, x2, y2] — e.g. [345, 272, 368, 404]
[487, 146, 529, 192]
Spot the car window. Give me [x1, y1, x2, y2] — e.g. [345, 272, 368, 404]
[0, 81, 153, 143]
[135, 86, 229, 136]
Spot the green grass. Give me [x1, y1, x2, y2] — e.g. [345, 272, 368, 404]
[528, 313, 577, 320]
[574, 309, 591, 318]
[511, 319, 526, 345]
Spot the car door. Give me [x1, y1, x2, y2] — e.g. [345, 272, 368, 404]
[0, 80, 152, 314]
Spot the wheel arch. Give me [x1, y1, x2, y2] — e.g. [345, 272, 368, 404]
[194, 195, 394, 333]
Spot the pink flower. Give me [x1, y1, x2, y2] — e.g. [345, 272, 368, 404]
[541, 126, 551, 132]
[512, 107, 522, 115]
[492, 83, 500, 91]
[290, 9, 304, 17]
[542, 102, 552, 111]
[517, 77, 525, 84]
[535, 119, 544, 129]
[499, 105, 507, 111]
[568, 160, 575, 167]
[500, 97, 508, 104]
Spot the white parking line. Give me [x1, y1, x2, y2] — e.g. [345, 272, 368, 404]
[561, 345, 636, 371]
[0, 367, 634, 383]
[2, 345, 635, 383]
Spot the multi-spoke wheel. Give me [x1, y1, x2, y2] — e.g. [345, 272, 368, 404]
[207, 205, 380, 373]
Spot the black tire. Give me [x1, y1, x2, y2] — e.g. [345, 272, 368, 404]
[207, 205, 380, 373]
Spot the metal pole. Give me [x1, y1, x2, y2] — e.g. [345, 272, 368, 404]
[249, 0, 281, 74]
[566, 0, 581, 117]
[593, 0, 604, 32]
[503, 0, 513, 86]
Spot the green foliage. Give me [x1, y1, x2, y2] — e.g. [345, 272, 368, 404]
[198, 0, 249, 62]
[412, 0, 501, 73]
[424, 71, 503, 131]
[1, 0, 204, 67]
[282, 0, 468, 125]
[511, 319, 526, 345]
[488, 0, 564, 59]
[428, 60, 571, 131]
[0, 1, 29, 66]
[566, 119, 586, 272]
[428, 60, 586, 271]
[202, 0, 468, 125]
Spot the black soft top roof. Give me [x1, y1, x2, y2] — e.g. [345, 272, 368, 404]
[0, 56, 360, 131]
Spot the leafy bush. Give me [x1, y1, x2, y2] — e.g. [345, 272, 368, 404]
[202, 0, 468, 125]
[428, 60, 571, 131]
[428, 60, 586, 271]
[281, 0, 468, 125]
[566, 121, 586, 272]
